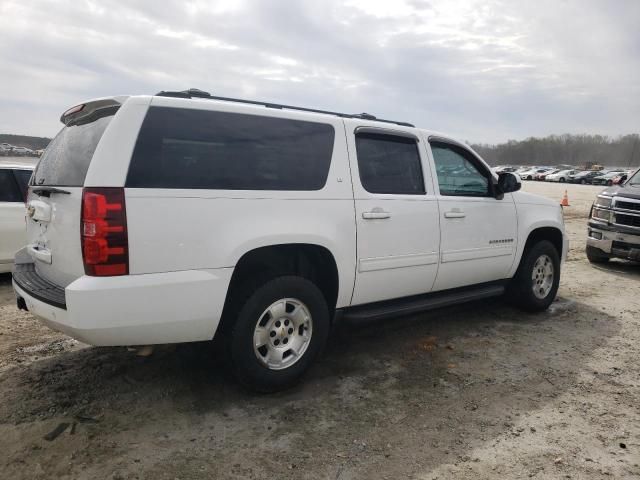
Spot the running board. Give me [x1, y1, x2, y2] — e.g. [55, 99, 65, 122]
[341, 283, 506, 322]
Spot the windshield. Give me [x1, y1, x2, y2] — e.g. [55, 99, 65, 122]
[628, 169, 640, 185]
[33, 109, 115, 186]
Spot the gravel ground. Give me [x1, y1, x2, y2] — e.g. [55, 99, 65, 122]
[1, 181, 638, 479]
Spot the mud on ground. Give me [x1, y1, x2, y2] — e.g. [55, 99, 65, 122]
[0, 182, 638, 479]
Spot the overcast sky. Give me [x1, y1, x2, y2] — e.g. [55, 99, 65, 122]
[1, 0, 638, 143]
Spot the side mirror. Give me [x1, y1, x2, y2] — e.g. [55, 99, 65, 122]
[497, 172, 521, 197]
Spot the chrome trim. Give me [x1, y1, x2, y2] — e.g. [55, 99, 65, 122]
[612, 222, 640, 230]
[612, 196, 640, 213]
[594, 194, 612, 208]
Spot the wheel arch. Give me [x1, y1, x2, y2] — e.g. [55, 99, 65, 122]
[523, 226, 563, 256]
[218, 243, 341, 335]
[512, 225, 564, 277]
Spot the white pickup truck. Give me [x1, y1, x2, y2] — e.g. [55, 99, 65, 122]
[13, 90, 567, 391]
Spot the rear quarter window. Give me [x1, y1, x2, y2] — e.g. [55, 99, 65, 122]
[126, 107, 335, 190]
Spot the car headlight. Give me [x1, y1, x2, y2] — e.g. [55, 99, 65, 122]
[591, 207, 612, 222]
[595, 195, 612, 208]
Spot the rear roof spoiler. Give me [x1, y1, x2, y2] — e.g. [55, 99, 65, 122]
[60, 96, 129, 126]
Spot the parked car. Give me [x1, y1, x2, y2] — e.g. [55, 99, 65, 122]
[496, 166, 518, 174]
[12, 89, 567, 391]
[11, 146, 33, 156]
[612, 171, 634, 185]
[567, 170, 602, 184]
[535, 169, 560, 181]
[0, 163, 33, 273]
[587, 167, 640, 263]
[521, 167, 553, 180]
[592, 171, 625, 186]
[546, 169, 580, 183]
[0, 143, 13, 156]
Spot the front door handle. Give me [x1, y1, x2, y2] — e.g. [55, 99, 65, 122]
[362, 208, 391, 220]
[444, 209, 465, 219]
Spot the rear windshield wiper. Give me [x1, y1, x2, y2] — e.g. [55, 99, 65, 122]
[32, 186, 71, 197]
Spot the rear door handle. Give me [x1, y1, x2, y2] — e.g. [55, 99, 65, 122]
[362, 209, 391, 220]
[444, 209, 465, 219]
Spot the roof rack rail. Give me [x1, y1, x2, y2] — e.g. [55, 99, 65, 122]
[155, 88, 415, 128]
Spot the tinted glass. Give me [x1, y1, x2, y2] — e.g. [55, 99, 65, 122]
[431, 142, 490, 196]
[33, 110, 115, 186]
[13, 169, 32, 200]
[355, 133, 425, 195]
[0, 169, 22, 202]
[628, 169, 640, 185]
[126, 107, 335, 190]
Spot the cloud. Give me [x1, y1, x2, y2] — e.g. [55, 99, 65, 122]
[0, 0, 638, 143]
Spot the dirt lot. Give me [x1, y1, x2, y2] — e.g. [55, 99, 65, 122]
[1, 182, 639, 479]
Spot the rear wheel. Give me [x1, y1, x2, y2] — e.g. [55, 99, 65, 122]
[580, 179, 586, 185]
[559, 177, 565, 183]
[586, 245, 610, 264]
[508, 240, 560, 312]
[227, 276, 330, 392]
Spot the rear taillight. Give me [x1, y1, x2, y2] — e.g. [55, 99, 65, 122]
[81, 187, 128, 276]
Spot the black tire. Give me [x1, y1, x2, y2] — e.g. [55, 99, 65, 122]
[580, 179, 586, 185]
[508, 240, 560, 312]
[607, 180, 613, 186]
[559, 177, 565, 183]
[586, 245, 610, 264]
[227, 276, 330, 392]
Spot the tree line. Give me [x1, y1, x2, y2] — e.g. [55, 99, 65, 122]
[471, 134, 640, 168]
[0, 134, 51, 150]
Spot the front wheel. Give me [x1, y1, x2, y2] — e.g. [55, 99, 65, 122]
[586, 245, 610, 264]
[508, 240, 560, 312]
[228, 276, 330, 392]
[580, 179, 586, 184]
[559, 177, 565, 183]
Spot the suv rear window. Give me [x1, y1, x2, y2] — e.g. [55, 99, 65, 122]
[126, 107, 335, 190]
[33, 110, 115, 186]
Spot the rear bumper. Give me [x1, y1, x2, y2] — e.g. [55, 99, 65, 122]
[13, 263, 233, 346]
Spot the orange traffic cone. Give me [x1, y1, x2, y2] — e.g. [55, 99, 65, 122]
[561, 190, 570, 207]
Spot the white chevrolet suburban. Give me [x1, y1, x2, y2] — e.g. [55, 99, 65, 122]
[13, 89, 567, 391]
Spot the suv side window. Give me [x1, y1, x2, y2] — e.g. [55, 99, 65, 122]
[430, 141, 490, 197]
[355, 132, 425, 195]
[0, 169, 22, 202]
[127, 107, 335, 191]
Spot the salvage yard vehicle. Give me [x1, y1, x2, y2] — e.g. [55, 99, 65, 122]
[591, 171, 625, 186]
[521, 167, 554, 181]
[0, 162, 33, 273]
[568, 170, 602, 184]
[587, 167, 640, 263]
[12, 89, 568, 391]
[534, 169, 559, 181]
[546, 169, 580, 183]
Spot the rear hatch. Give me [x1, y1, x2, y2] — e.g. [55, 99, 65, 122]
[25, 100, 120, 287]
